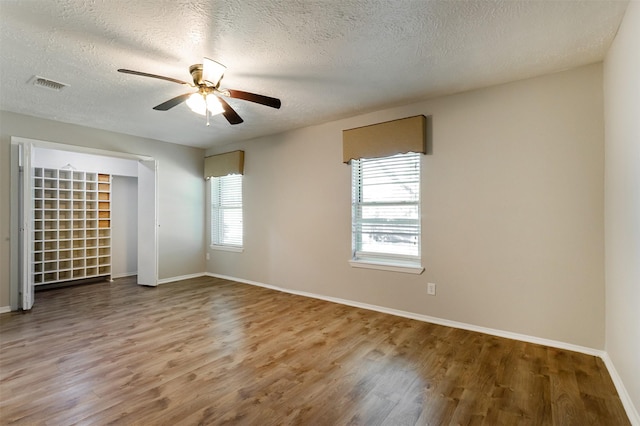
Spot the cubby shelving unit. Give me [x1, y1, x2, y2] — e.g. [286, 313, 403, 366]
[32, 168, 112, 285]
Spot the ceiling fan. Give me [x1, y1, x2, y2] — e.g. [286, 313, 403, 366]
[118, 58, 281, 126]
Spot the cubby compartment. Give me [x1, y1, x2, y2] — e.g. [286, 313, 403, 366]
[43, 241, 57, 251]
[44, 272, 57, 282]
[59, 270, 73, 281]
[44, 261, 57, 272]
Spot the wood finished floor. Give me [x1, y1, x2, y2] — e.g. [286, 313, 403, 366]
[0, 276, 630, 425]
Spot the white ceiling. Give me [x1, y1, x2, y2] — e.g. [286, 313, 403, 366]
[0, 0, 629, 149]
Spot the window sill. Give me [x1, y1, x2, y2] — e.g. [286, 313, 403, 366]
[349, 259, 424, 275]
[210, 245, 243, 253]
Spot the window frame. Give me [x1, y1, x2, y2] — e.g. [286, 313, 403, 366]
[350, 152, 424, 274]
[209, 173, 243, 251]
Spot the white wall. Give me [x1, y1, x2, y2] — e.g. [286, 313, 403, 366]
[207, 63, 605, 350]
[0, 112, 206, 307]
[112, 176, 138, 278]
[32, 147, 138, 176]
[604, 0, 640, 420]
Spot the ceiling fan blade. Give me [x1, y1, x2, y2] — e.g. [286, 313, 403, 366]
[227, 90, 281, 109]
[202, 58, 226, 87]
[118, 69, 191, 86]
[153, 92, 193, 111]
[217, 97, 244, 125]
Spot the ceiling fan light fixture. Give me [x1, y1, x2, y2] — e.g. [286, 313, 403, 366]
[186, 93, 225, 116]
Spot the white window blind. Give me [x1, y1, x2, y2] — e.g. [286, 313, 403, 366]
[352, 152, 420, 265]
[211, 174, 243, 247]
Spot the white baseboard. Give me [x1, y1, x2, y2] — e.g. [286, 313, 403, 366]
[601, 352, 640, 425]
[157, 272, 207, 285]
[0, 306, 11, 314]
[205, 272, 601, 355]
[205, 272, 637, 424]
[111, 272, 137, 279]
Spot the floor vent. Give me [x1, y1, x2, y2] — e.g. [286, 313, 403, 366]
[29, 76, 68, 91]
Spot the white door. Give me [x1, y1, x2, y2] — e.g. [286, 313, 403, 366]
[137, 159, 158, 286]
[20, 143, 34, 310]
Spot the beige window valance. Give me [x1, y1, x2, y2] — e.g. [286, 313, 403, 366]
[204, 150, 244, 178]
[342, 115, 427, 163]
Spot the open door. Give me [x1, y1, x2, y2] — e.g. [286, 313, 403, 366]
[137, 159, 158, 286]
[19, 143, 35, 310]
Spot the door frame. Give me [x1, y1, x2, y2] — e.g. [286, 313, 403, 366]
[10, 137, 159, 310]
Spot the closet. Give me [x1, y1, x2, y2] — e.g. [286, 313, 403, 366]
[32, 167, 112, 285]
[10, 138, 158, 311]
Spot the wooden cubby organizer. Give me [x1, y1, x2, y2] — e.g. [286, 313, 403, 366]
[32, 168, 112, 285]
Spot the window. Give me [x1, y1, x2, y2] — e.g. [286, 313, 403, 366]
[351, 152, 421, 270]
[210, 174, 243, 248]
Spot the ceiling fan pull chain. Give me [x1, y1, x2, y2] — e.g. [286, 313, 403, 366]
[206, 94, 210, 126]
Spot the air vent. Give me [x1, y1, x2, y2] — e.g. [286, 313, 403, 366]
[29, 76, 68, 91]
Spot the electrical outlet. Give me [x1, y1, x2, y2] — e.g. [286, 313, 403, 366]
[427, 282, 436, 296]
[206, 252, 210, 260]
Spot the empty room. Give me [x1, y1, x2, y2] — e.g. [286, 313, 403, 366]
[0, 1, 638, 425]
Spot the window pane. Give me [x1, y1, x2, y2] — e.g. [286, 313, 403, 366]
[352, 152, 420, 263]
[211, 174, 243, 247]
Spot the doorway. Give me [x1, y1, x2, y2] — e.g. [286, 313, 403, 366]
[9, 137, 159, 310]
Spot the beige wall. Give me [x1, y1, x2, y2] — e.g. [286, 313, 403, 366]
[0, 112, 206, 308]
[207, 63, 605, 349]
[604, 0, 640, 417]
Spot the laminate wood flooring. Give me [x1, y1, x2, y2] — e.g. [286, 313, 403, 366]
[0, 276, 630, 425]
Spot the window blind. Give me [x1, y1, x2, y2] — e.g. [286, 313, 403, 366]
[352, 152, 420, 263]
[211, 174, 243, 247]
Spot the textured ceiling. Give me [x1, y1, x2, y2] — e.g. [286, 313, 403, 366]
[0, 0, 629, 149]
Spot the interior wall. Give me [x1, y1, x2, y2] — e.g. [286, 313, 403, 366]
[112, 176, 138, 278]
[206, 63, 605, 349]
[604, 0, 640, 417]
[0, 112, 206, 308]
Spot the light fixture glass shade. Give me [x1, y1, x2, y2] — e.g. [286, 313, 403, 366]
[186, 93, 225, 116]
[202, 57, 226, 86]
